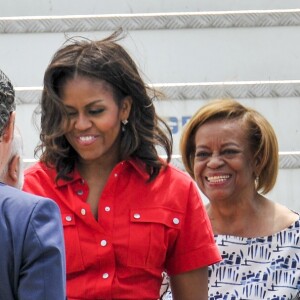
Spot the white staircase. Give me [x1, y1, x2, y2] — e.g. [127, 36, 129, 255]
[1, 0, 299, 210]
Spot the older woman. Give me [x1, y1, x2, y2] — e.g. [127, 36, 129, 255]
[180, 99, 300, 299]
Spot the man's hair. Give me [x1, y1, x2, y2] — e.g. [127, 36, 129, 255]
[5, 127, 23, 165]
[0, 69, 16, 136]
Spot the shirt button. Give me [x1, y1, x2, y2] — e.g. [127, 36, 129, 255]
[102, 273, 109, 279]
[66, 216, 72, 222]
[105, 206, 111, 212]
[133, 213, 141, 219]
[114, 173, 118, 178]
[100, 240, 107, 247]
[173, 217, 180, 225]
[81, 208, 86, 215]
[77, 190, 83, 195]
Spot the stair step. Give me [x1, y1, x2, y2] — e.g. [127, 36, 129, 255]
[14, 80, 300, 104]
[1, 9, 300, 33]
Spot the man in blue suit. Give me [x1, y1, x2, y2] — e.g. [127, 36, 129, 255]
[0, 69, 66, 299]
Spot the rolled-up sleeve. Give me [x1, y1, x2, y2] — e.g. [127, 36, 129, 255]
[165, 182, 221, 275]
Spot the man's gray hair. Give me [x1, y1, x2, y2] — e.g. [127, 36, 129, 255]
[0, 126, 24, 189]
[0, 69, 15, 136]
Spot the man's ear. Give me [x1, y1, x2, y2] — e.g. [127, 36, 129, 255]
[8, 155, 20, 183]
[3, 111, 15, 143]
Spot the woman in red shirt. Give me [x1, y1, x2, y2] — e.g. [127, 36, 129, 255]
[23, 30, 221, 300]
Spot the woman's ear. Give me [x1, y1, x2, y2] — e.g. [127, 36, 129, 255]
[3, 111, 15, 143]
[121, 96, 132, 120]
[253, 154, 262, 178]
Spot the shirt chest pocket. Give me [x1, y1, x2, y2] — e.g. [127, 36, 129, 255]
[127, 208, 183, 268]
[62, 213, 85, 274]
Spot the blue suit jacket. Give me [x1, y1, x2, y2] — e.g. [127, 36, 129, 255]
[0, 183, 66, 300]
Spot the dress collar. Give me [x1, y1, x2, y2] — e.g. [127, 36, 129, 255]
[55, 157, 151, 187]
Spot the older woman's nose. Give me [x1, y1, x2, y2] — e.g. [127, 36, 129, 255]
[206, 154, 224, 169]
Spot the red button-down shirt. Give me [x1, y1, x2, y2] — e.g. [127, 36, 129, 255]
[23, 159, 221, 300]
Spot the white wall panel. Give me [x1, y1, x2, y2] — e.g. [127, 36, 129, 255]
[1, 6, 299, 211]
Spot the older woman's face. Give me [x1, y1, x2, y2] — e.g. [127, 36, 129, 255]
[193, 119, 256, 204]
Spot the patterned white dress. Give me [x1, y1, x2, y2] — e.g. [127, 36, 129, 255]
[161, 218, 300, 300]
[209, 218, 300, 300]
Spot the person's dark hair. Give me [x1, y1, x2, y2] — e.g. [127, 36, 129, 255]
[36, 30, 172, 182]
[0, 69, 15, 136]
[180, 98, 278, 194]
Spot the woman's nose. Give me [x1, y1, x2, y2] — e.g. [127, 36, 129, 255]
[206, 154, 224, 169]
[74, 114, 92, 130]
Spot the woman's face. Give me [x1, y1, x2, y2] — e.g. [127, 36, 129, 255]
[193, 118, 257, 203]
[61, 75, 131, 165]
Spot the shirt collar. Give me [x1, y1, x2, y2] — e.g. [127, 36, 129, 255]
[55, 168, 82, 187]
[125, 158, 150, 181]
[55, 158, 150, 188]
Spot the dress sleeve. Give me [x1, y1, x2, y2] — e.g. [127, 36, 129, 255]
[18, 197, 66, 300]
[165, 181, 221, 275]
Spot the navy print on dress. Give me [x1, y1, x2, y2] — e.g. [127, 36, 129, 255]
[208, 219, 300, 300]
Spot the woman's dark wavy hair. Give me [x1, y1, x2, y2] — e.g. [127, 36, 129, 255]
[36, 29, 172, 182]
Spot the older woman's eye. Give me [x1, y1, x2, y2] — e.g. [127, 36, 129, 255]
[222, 149, 240, 156]
[195, 151, 210, 159]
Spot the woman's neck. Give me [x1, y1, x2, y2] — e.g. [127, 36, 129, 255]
[206, 193, 270, 237]
[77, 155, 119, 184]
